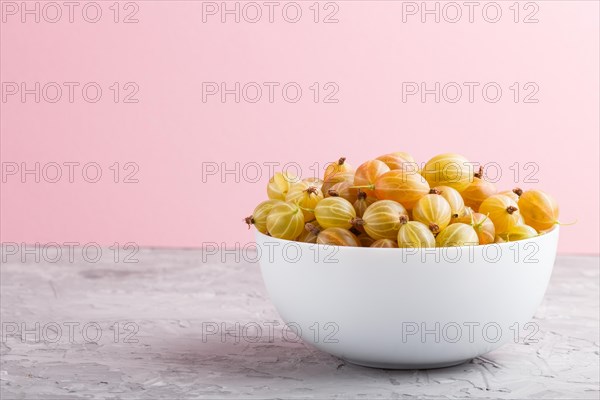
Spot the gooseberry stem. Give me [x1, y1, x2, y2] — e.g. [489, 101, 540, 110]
[471, 213, 490, 231]
[350, 184, 375, 190]
[305, 186, 318, 195]
[244, 216, 254, 229]
[350, 217, 365, 227]
[304, 223, 321, 235]
[474, 166, 484, 179]
[479, 213, 491, 226]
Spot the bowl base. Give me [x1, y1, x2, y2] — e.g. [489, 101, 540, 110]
[342, 357, 472, 370]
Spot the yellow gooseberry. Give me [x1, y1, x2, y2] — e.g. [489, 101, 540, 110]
[353, 160, 390, 197]
[286, 180, 324, 220]
[244, 199, 285, 234]
[430, 186, 465, 219]
[461, 167, 498, 212]
[317, 227, 361, 247]
[267, 172, 299, 201]
[397, 216, 436, 248]
[479, 194, 521, 234]
[518, 190, 560, 231]
[266, 202, 305, 240]
[501, 224, 538, 242]
[373, 169, 430, 209]
[412, 194, 452, 234]
[456, 212, 495, 245]
[352, 200, 408, 240]
[421, 153, 474, 192]
[314, 197, 356, 229]
[322, 157, 354, 194]
[435, 223, 479, 247]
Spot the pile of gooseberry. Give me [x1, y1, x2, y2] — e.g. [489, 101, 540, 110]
[244, 153, 562, 247]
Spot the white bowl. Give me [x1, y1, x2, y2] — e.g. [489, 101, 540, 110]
[256, 226, 559, 369]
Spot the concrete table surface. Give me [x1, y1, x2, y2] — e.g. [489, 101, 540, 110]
[1, 251, 598, 399]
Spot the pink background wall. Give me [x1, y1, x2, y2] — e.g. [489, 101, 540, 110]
[1, 1, 598, 254]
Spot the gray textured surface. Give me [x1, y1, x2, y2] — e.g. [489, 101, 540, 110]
[0, 251, 598, 399]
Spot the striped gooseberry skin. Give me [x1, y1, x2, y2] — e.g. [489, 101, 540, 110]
[353, 160, 390, 197]
[327, 181, 359, 204]
[376, 151, 417, 170]
[518, 190, 559, 231]
[322, 157, 355, 194]
[370, 238, 398, 248]
[456, 212, 495, 245]
[461, 177, 497, 212]
[358, 200, 408, 240]
[421, 153, 473, 192]
[412, 194, 452, 234]
[266, 202, 305, 240]
[245, 199, 285, 234]
[501, 224, 539, 242]
[267, 172, 299, 201]
[317, 227, 360, 247]
[373, 170, 430, 210]
[286, 181, 324, 220]
[314, 197, 356, 230]
[479, 194, 521, 234]
[435, 223, 480, 247]
[353, 190, 376, 218]
[397, 219, 436, 248]
[431, 186, 465, 218]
